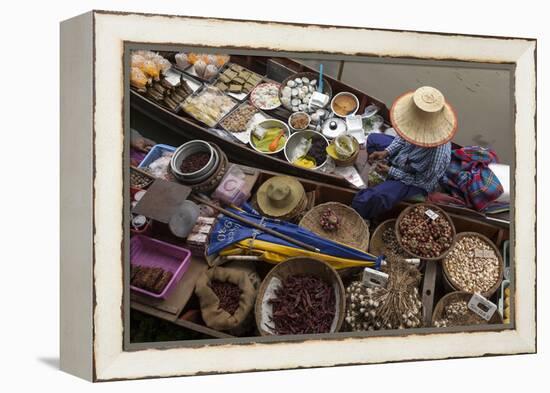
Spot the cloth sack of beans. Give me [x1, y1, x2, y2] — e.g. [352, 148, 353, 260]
[195, 266, 257, 334]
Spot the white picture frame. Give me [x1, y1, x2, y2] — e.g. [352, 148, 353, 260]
[60, 10, 536, 381]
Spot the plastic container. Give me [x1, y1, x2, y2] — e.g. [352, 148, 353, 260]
[212, 165, 251, 206]
[138, 144, 176, 170]
[130, 235, 192, 299]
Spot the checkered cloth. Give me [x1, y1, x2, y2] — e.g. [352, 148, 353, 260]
[441, 146, 503, 211]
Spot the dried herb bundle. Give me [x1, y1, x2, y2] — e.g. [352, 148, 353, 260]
[268, 274, 336, 335]
[345, 254, 423, 331]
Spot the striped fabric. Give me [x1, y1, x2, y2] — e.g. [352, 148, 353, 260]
[441, 146, 503, 211]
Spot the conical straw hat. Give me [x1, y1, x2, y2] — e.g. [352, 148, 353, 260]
[390, 86, 458, 147]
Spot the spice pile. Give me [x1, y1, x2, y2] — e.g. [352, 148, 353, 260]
[319, 208, 340, 232]
[210, 280, 242, 315]
[290, 112, 310, 130]
[268, 274, 336, 335]
[381, 225, 409, 259]
[131, 265, 173, 294]
[398, 205, 454, 258]
[130, 168, 154, 189]
[345, 259, 422, 331]
[444, 235, 500, 293]
[433, 299, 487, 328]
[180, 152, 211, 173]
[219, 103, 259, 133]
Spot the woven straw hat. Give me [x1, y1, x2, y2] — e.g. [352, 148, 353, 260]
[256, 176, 306, 218]
[390, 86, 458, 147]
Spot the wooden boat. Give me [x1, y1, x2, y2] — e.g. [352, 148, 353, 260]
[130, 164, 509, 340]
[130, 55, 392, 189]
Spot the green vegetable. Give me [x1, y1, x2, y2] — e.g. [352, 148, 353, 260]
[252, 127, 286, 152]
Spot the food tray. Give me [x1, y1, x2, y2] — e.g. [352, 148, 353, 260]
[163, 68, 203, 93]
[130, 235, 192, 299]
[180, 85, 238, 128]
[212, 63, 264, 101]
[176, 53, 230, 82]
[217, 101, 270, 144]
[137, 144, 176, 170]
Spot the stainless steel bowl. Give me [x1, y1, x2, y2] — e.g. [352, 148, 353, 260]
[170, 140, 218, 183]
[249, 119, 290, 155]
[284, 130, 329, 169]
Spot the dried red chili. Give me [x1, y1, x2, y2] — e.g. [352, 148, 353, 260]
[268, 274, 335, 335]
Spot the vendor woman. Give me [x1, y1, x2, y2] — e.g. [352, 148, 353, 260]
[352, 86, 458, 219]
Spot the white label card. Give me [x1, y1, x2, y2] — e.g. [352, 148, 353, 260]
[425, 209, 439, 220]
[362, 268, 388, 288]
[474, 249, 494, 258]
[468, 293, 497, 321]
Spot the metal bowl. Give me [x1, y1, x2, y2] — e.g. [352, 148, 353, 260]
[284, 130, 329, 169]
[249, 119, 290, 155]
[331, 92, 360, 117]
[288, 111, 311, 132]
[170, 140, 218, 183]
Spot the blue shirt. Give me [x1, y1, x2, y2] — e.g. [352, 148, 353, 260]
[384, 136, 451, 193]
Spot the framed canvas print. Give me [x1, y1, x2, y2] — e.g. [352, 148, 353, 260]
[60, 10, 537, 382]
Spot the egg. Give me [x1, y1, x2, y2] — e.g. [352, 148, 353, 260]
[310, 79, 317, 86]
[291, 88, 299, 97]
[302, 77, 310, 84]
[282, 86, 292, 97]
[287, 80, 296, 88]
[294, 78, 303, 84]
[292, 106, 299, 112]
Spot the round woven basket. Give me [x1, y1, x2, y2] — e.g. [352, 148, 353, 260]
[442, 232, 504, 298]
[279, 72, 332, 113]
[432, 291, 503, 327]
[369, 219, 396, 256]
[395, 203, 456, 261]
[299, 202, 369, 250]
[254, 257, 346, 336]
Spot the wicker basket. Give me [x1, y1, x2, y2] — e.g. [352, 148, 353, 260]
[395, 203, 457, 261]
[299, 202, 369, 250]
[432, 291, 503, 327]
[369, 219, 396, 256]
[442, 232, 504, 298]
[254, 257, 346, 336]
[279, 72, 332, 113]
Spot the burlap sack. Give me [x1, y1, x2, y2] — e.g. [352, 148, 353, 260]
[195, 266, 257, 332]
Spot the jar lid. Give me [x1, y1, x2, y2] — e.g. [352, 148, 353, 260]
[321, 117, 347, 139]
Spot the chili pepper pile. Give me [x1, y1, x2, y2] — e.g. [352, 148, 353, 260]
[268, 274, 336, 335]
[210, 280, 242, 315]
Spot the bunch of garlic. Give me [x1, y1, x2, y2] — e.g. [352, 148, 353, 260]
[344, 281, 423, 332]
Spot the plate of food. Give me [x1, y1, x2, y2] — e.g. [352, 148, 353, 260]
[250, 82, 282, 110]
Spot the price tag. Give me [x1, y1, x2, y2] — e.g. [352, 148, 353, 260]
[362, 267, 388, 288]
[468, 293, 497, 321]
[405, 258, 421, 267]
[425, 209, 439, 220]
[474, 249, 494, 258]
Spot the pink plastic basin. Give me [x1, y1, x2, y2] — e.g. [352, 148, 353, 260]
[130, 235, 192, 299]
